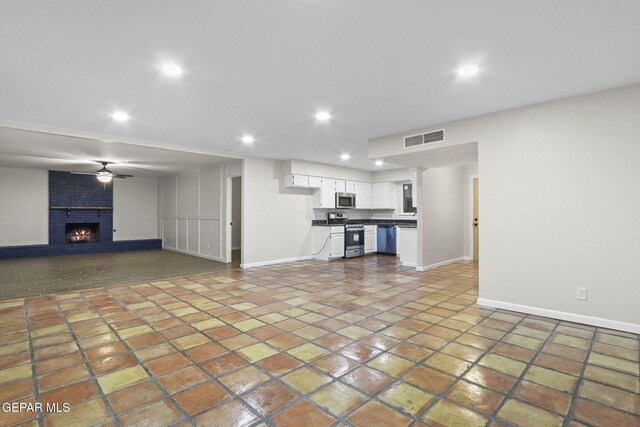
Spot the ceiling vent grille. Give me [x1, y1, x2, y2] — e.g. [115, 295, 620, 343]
[404, 129, 445, 148]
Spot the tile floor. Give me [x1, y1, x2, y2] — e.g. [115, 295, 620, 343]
[0, 255, 638, 426]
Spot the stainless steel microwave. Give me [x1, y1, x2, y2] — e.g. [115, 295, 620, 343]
[335, 192, 356, 209]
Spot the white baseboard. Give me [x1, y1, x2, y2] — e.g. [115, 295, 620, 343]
[477, 298, 640, 334]
[163, 246, 227, 263]
[417, 257, 466, 272]
[241, 255, 313, 269]
[402, 262, 417, 268]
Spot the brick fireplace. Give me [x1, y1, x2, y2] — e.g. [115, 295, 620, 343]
[48, 171, 114, 245]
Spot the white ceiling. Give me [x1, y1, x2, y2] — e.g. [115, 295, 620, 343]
[1, 1, 639, 171]
[0, 126, 233, 177]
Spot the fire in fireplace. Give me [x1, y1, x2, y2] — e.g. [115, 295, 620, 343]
[65, 223, 100, 243]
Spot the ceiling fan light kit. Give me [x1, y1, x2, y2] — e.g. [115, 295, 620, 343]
[70, 161, 133, 183]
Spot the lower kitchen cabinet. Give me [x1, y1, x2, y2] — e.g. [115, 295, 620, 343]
[329, 232, 345, 258]
[397, 226, 417, 267]
[312, 226, 344, 260]
[364, 225, 376, 254]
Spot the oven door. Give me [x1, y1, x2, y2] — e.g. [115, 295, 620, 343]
[335, 192, 356, 209]
[344, 227, 365, 258]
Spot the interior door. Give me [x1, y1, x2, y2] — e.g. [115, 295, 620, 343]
[473, 178, 479, 261]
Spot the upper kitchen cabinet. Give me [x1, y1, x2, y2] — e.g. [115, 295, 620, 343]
[372, 182, 395, 209]
[284, 174, 309, 188]
[345, 181, 357, 194]
[313, 178, 336, 208]
[284, 174, 322, 189]
[335, 180, 346, 193]
[355, 182, 372, 209]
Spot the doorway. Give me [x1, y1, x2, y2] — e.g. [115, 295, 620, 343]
[472, 177, 479, 261]
[231, 177, 242, 264]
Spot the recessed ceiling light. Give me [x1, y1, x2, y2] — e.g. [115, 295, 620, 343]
[111, 111, 130, 122]
[161, 63, 183, 77]
[375, 160, 384, 166]
[340, 153, 350, 161]
[241, 135, 255, 144]
[457, 64, 480, 77]
[315, 111, 331, 122]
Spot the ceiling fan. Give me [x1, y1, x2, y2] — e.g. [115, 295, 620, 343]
[70, 161, 133, 183]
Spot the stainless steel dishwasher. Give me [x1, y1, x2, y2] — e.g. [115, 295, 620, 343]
[376, 225, 397, 255]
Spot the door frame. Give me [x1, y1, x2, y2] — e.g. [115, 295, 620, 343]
[225, 174, 242, 263]
[469, 174, 479, 261]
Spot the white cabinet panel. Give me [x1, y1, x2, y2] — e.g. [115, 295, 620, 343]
[355, 182, 372, 209]
[335, 180, 346, 193]
[345, 181, 357, 194]
[397, 227, 417, 267]
[308, 176, 322, 188]
[372, 182, 395, 209]
[314, 179, 336, 208]
[365, 225, 376, 254]
[284, 174, 309, 188]
[312, 226, 345, 260]
[330, 233, 345, 258]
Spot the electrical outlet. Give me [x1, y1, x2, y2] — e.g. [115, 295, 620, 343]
[576, 287, 588, 301]
[207, 243, 211, 249]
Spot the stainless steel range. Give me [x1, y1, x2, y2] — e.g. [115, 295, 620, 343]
[344, 223, 365, 258]
[327, 212, 364, 258]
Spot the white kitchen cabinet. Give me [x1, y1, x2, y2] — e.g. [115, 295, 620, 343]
[308, 176, 322, 188]
[372, 182, 395, 209]
[355, 182, 372, 209]
[284, 174, 309, 188]
[312, 226, 344, 260]
[335, 180, 346, 193]
[397, 226, 417, 267]
[329, 233, 345, 258]
[345, 181, 357, 194]
[364, 225, 376, 253]
[313, 179, 336, 208]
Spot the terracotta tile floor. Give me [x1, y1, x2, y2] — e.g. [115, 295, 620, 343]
[0, 255, 638, 426]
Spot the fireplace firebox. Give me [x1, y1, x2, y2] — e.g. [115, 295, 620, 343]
[65, 223, 100, 243]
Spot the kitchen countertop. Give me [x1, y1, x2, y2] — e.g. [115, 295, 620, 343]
[312, 219, 417, 227]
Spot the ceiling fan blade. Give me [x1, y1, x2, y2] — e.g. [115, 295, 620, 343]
[70, 171, 98, 175]
[113, 174, 134, 179]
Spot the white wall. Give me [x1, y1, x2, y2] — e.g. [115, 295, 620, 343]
[113, 177, 158, 241]
[418, 165, 467, 269]
[232, 177, 241, 249]
[160, 163, 235, 262]
[0, 167, 48, 246]
[370, 83, 640, 332]
[242, 158, 313, 267]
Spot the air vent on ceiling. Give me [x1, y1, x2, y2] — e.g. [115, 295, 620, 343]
[404, 129, 445, 148]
